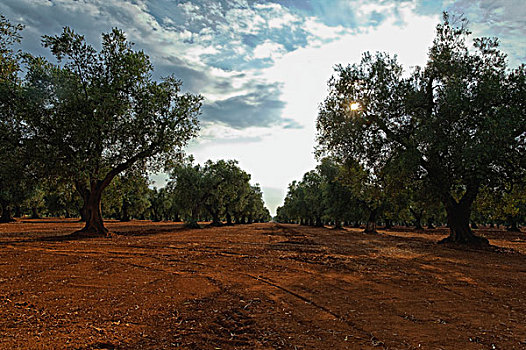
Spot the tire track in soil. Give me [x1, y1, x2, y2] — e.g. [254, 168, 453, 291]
[242, 224, 390, 348]
[135, 223, 383, 349]
[244, 273, 386, 348]
[169, 276, 261, 349]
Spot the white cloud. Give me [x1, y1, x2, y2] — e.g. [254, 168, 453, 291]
[156, 1, 441, 214]
[230, 3, 440, 212]
[268, 13, 297, 29]
[178, 2, 200, 13]
[253, 3, 282, 11]
[254, 2, 300, 29]
[447, 0, 526, 67]
[263, 4, 439, 130]
[221, 8, 266, 35]
[304, 17, 350, 42]
[252, 40, 286, 60]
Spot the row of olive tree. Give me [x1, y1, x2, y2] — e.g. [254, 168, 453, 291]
[276, 158, 360, 228]
[0, 171, 148, 221]
[276, 157, 524, 233]
[0, 15, 28, 223]
[313, 14, 525, 245]
[102, 159, 272, 226]
[275, 157, 427, 230]
[166, 158, 271, 227]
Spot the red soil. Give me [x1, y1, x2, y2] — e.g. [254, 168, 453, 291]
[0, 219, 525, 349]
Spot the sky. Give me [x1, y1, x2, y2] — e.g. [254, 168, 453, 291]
[2, 0, 525, 215]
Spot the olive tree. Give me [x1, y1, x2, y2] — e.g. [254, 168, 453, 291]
[318, 158, 357, 229]
[316, 14, 526, 245]
[167, 159, 212, 227]
[167, 158, 268, 227]
[24, 27, 202, 236]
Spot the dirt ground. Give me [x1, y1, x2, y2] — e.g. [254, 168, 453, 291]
[0, 219, 525, 350]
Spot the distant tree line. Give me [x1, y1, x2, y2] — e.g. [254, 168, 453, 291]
[2, 159, 270, 227]
[276, 157, 525, 232]
[0, 15, 270, 233]
[165, 158, 271, 227]
[278, 14, 525, 245]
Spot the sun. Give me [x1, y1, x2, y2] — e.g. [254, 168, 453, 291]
[350, 102, 360, 111]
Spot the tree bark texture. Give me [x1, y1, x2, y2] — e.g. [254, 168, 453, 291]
[120, 199, 130, 222]
[225, 212, 233, 225]
[0, 201, 15, 223]
[208, 207, 222, 227]
[440, 200, 488, 245]
[31, 206, 41, 219]
[14, 205, 21, 218]
[72, 180, 110, 237]
[427, 217, 435, 229]
[78, 186, 108, 236]
[364, 208, 377, 234]
[410, 208, 423, 230]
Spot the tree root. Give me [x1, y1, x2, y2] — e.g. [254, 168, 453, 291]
[0, 218, 16, 223]
[70, 226, 111, 238]
[208, 221, 224, 227]
[184, 221, 202, 229]
[363, 229, 378, 234]
[438, 234, 489, 246]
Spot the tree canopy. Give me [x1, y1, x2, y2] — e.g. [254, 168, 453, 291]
[167, 158, 270, 227]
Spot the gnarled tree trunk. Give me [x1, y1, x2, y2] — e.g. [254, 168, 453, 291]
[73, 175, 123, 237]
[120, 199, 130, 222]
[79, 202, 87, 222]
[75, 184, 108, 236]
[364, 208, 377, 233]
[427, 217, 435, 229]
[207, 206, 222, 227]
[31, 206, 41, 219]
[185, 207, 201, 229]
[440, 199, 488, 245]
[0, 201, 15, 223]
[225, 211, 233, 225]
[14, 205, 21, 218]
[410, 208, 423, 230]
[75, 182, 90, 222]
